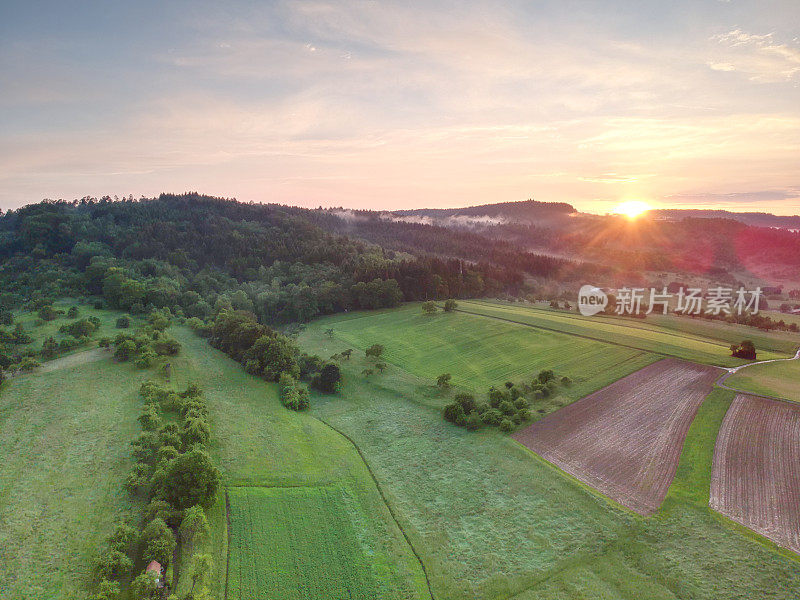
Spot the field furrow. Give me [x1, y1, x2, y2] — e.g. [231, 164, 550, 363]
[514, 359, 721, 514]
[710, 394, 800, 554]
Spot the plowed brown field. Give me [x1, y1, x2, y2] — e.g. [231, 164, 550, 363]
[514, 358, 720, 515]
[710, 394, 800, 554]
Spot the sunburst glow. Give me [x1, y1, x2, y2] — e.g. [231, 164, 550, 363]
[613, 200, 652, 219]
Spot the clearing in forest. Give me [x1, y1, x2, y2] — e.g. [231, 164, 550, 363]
[226, 485, 377, 600]
[710, 394, 800, 554]
[514, 359, 720, 514]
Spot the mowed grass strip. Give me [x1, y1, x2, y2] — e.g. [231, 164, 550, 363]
[458, 300, 789, 366]
[227, 486, 377, 600]
[725, 358, 800, 402]
[322, 305, 656, 399]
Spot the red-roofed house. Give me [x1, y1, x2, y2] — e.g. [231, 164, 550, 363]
[146, 560, 164, 588]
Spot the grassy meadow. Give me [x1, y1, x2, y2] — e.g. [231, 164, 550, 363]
[725, 359, 800, 402]
[298, 308, 800, 600]
[3, 298, 799, 600]
[456, 299, 792, 366]
[0, 349, 146, 599]
[314, 304, 657, 410]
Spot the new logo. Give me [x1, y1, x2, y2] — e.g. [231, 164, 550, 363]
[578, 285, 608, 316]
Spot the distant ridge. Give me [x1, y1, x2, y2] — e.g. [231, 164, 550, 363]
[393, 199, 576, 221]
[650, 209, 800, 229]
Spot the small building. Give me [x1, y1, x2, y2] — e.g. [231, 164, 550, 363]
[146, 560, 164, 588]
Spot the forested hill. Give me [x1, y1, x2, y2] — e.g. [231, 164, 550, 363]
[0, 194, 588, 324]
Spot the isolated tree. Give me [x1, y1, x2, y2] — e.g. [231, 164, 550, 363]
[324, 328, 334, 338]
[365, 344, 384, 359]
[67, 306, 79, 318]
[162, 450, 220, 509]
[443, 299, 458, 312]
[436, 373, 452, 389]
[422, 301, 437, 315]
[375, 362, 387, 373]
[341, 349, 352, 360]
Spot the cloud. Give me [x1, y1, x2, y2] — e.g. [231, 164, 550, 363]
[709, 29, 800, 82]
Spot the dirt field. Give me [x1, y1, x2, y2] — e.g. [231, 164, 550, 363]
[514, 359, 720, 515]
[710, 394, 800, 554]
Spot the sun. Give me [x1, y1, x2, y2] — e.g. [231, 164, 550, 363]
[613, 200, 652, 219]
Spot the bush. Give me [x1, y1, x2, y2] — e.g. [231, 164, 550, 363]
[499, 418, 514, 432]
[94, 300, 104, 310]
[67, 306, 79, 318]
[537, 369, 555, 384]
[560, 376, 572, 387]
[279, 373, 309, 410]
[312, 362, 341, 393]
[116, 315, 131, 328]
[114, 339, 137, 361]
[443, 403, 465, 424]
[518, 408, 532, 421]
[443, 299, 458, 312]
[481, 408, 503, 425]
[488, 387, 508, 408]
[499, 400, 516, 415]
[465, 411, 482, 430]
[153, 337, 181, 356]
[513, 398, 529, 410]
[135, 350, 157, 369]
[421, 300, 437, 314]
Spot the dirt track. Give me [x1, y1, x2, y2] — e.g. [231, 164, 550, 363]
[514, 358, 720, 515]
[710, 394, 800, 554]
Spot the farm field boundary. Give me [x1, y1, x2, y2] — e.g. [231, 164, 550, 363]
[514, 359, 721, 515]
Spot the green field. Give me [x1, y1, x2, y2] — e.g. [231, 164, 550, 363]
[166, 329, 431, 600]
[0, 349, 145, 599]
[456, 299, 791, 366]
[315, 305, 657, 408]
[4, 299, 800, 600]
[725, 359, 800, 401]
[299, 310, 800, 600]
[0, 323, 430, 600]
[227, 486, 377, 600]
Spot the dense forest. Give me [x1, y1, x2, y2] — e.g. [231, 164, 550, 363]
[0, 193, 590, 325]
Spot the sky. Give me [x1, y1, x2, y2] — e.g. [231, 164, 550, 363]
[1, 0, 799, 215]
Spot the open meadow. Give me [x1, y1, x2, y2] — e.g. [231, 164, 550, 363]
[298, 313, 800, 600]
[3, 298, 799, 600]
[0, 348, 145, 599]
